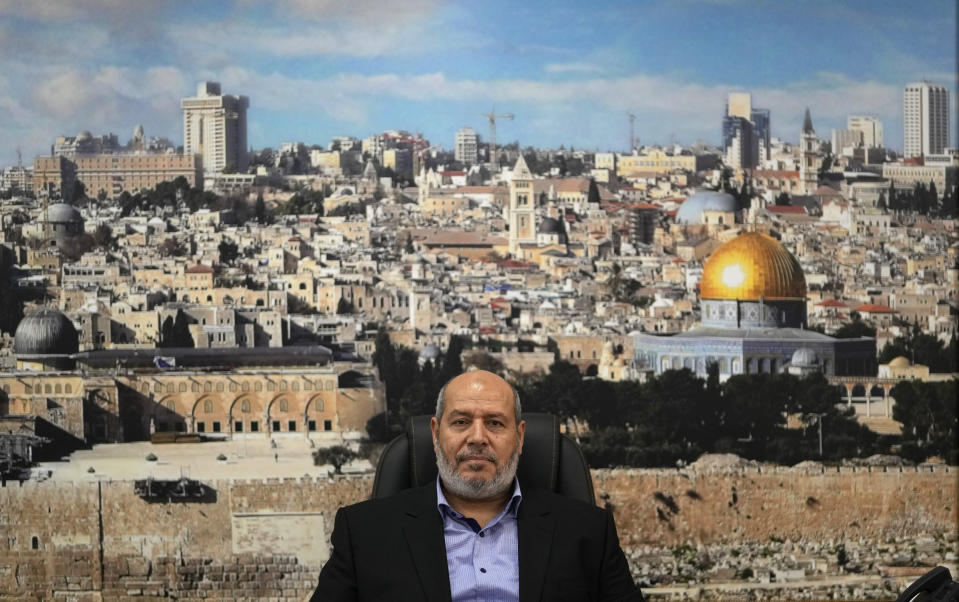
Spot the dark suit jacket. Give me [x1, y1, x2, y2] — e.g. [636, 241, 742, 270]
[311, 483, 643, 602]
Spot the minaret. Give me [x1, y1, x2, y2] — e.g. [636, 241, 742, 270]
[508, 155, 536, 257]
[799, 108, 820, 194]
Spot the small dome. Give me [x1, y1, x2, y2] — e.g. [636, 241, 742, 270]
[76, 130, 93, 141]
[888, 356, 911, 368]
[538, 217, 564, 234]
[419, 344, 441, 360]
[791, 347, 818, 367]
[700, 232, 806, 301]
[676, 190, 737, 224]
[14, 309, 80, 356]
[47, 203, 83, 223]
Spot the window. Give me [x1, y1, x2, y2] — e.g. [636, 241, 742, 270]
[229, 383, 236, 392]
[241, 400, 251, 413]
[197, 422, 206, 433]
[212, 421, 221, 433]
[45, 384, 52, 394]
[279, 399, 288, 412]
[31, 536, 39, 550]
[288, 420, 297, 432]
[323, 420, 332, 431]
[25, 384, 32, 394]
[234, 421, 243, 433]
[308, 420, 317, 432]
[267, 382, 275, 392]
[255, 382, 262, 392]
[166, 384, 174, 393]
[325, 381, 334, 391]
[292, 382, 299, 392]
[204, 383, 212, 393]
[242, 382, 249, 392]
[179, 383, 187, 393]
[154, 383, 161, 393]
[312, 400, 324, 412]
[250, 421, 259, 432]
[192, 383, 199, 393]
[204, 400, 213, 413]
[216, 382, 224, 392]
[272, 420, 281, 432]
[55, 384, 62, 394]
[304, 381, 312, 391]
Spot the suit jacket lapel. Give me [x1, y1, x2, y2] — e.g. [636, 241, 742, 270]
[401, 485, 453, 602]
[518, 489, 555, 602]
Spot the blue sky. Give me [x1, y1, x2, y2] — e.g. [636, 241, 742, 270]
[0, 0, 956, 167]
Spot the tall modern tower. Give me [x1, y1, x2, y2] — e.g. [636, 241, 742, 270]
[903, 82, 950, 158]
[454, 127, 479, 165]
[847, 116, 883, 148]
[722, 93, 770, 168]
[181, 82, 249, 175]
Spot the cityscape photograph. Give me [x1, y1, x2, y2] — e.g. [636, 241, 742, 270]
[0, 0, 957, 599]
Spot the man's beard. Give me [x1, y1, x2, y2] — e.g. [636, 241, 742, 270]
[435, 441, 519, 500]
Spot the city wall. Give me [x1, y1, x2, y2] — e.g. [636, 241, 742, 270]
[0, 466, 955, 600]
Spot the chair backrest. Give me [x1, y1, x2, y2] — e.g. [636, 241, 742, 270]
[370, 412, 595, 504]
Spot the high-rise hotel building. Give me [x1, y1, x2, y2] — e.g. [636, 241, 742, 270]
[181, 82, 249, 174]
[903, 82, 949, 159]
[454, 127, 479, 165]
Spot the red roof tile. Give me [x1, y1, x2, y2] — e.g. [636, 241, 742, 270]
[816, 299, 847, 307]
[854, 304, 896, 313]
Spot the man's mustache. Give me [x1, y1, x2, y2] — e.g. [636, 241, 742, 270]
[456, 447, 497, 464]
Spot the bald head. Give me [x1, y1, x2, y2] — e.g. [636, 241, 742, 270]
[435, 370, 521, 425]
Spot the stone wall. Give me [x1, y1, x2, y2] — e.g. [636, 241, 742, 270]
[0, 467, 954, 600]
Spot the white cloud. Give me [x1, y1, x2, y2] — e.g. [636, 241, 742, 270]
[544, 61, 604, 74]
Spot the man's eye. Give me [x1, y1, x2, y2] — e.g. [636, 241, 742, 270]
[487, 420, 504, 428]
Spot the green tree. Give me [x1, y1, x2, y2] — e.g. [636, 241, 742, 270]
[587, 178, 601, 204]
[313, 445, 358, 474]
[159, 316, 175, 348]
[892, 380, 957, 463]
[218, 238, 239, 265]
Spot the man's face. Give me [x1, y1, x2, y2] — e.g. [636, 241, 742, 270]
[431, 371, 525, 500]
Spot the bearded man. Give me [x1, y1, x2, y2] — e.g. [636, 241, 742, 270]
[311, 370, 642, 602]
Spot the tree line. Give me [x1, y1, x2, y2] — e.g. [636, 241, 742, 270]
[368, 333, 955, 466]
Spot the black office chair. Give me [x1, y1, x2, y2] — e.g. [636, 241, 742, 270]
[371, 412, 596, 504]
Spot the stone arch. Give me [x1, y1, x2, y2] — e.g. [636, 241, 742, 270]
[869, 384, 884, 398]
[191, 395, 229, 435]
[851, 383, 867, 398]
[153, 395, 185, 432]
[229, 395, 266, 435]
[267, 394, 304, 433]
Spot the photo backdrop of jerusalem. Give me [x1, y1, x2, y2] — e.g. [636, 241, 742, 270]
[0, 1, 956, 599]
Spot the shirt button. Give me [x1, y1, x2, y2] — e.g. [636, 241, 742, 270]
[479, 532, 485, 537]
[480, 568, 487, 573]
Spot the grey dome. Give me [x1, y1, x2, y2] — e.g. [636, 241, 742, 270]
[675, 190, 737, 224]
[538, 217, 564, 234]
[791, 347, 818, 367]
[14, 309, 79, 356]
[47, 203, 82, 223]
[419, 344, 441, 360]
[76, 130, 93, 141]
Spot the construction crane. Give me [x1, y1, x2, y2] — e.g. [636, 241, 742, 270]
[627, 113, 636, 153]
[481, 109, 513, 167]
[413, 144, 441, 175]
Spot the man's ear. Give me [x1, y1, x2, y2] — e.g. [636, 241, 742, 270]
[430, 416, 439, 445]
[517, 420, 526, 454]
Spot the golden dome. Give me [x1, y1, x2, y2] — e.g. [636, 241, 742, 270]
[888, 356, 911, 367]
[700, 232, 806, 301]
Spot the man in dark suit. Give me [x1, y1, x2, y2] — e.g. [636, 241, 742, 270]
[312, 370, 643, 601]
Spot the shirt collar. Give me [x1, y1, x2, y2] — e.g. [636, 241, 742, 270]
[436, 476, 523, 519]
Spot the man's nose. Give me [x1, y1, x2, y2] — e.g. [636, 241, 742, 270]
[465, 420, 489, 445]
